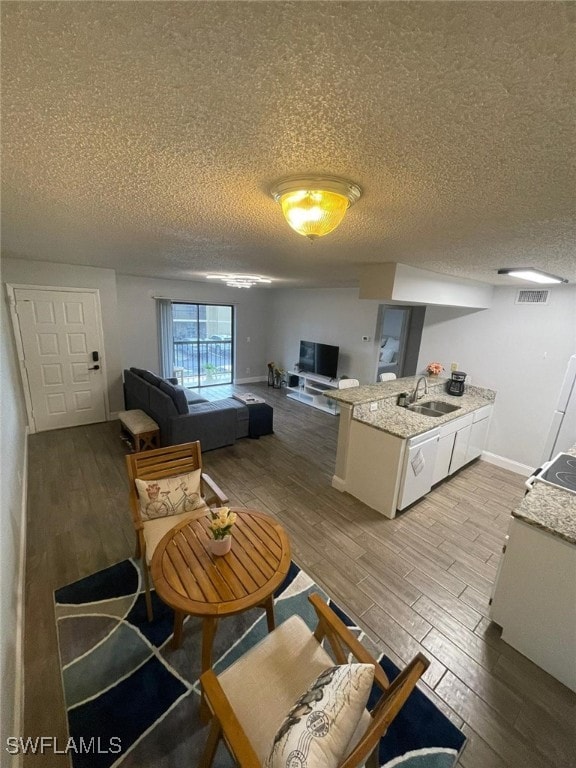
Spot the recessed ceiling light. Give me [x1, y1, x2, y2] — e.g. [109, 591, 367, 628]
[497, 268, 568, 285]
[206, 274, 273, 289]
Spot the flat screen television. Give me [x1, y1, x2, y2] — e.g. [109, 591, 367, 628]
[299, 340, 339, 379]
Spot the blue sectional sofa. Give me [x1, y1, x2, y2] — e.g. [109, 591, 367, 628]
[123, 368, 249, 451]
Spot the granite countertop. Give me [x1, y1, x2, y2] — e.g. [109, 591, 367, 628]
[328, 376, 445, 406]
[512, 445, 576, 545]
[331, 376, 496, 440]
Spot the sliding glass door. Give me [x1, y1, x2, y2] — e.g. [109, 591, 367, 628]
[172, 303, 234, 387]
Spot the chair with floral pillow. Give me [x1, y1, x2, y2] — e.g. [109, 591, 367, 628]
[125, 441, 228, 620]
[200, 593, 430, 768]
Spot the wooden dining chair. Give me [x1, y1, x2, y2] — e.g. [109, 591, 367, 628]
[200, 593, 430, 768]
[125, 441, 228, 620]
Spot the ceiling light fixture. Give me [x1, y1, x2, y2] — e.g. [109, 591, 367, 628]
[497, 268, 568, 285]
[206, 274, 272, 289]
[270, 175, 362, 240]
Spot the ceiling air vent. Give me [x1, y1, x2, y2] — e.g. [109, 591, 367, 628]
[515, 289, 550, 305]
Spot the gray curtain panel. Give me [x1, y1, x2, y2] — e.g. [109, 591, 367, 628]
[157, 299, 174, 378]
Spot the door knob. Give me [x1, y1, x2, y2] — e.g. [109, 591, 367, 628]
[88, 365, 100, 370]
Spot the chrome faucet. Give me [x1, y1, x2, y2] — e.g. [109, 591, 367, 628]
[410, 376, 428, 403]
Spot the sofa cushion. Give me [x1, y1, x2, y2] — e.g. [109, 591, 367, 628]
[124, 370, 150, 411]
[149, 385, 179, 425]
[186, 391, 209, 405]
[140, 370, 163, 387]
[189, 401, 233, 415]
[159, 380, 189, 415]
[129, 367, 147, 378]
[218, 398, 250, 439]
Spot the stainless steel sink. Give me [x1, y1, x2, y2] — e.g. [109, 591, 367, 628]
[406, 400, 461, 417]
[407, 404, 445, 417]
[421, 400, 461, 414]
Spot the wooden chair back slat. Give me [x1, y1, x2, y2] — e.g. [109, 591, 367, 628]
[125, 441, 204, 527]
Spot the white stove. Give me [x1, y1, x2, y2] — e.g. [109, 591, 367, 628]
[526, 452, 576, 495]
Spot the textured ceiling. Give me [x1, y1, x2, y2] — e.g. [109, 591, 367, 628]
[2, 2, 575, 288]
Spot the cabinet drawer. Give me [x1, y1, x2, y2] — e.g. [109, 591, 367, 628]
[473, 404, 493, 422]
[439, 411, 473, 438]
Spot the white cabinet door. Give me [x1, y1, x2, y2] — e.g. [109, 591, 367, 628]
[467, 416, 490, 462]
[398, 433, 439, 510]
[450, 423, 472, 474]
[433, 433, 456, 485]
[490, 519, 576, 692]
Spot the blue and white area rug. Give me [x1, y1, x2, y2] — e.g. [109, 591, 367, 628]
[54, 559, 465, 768]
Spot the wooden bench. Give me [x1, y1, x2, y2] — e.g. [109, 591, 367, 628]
[119, 410, 160, 452]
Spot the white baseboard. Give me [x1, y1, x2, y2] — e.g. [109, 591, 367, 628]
[331, 475, 347, 492]
[12, 427, 28, 767]
[482, 451, 534, 477]
[109, 410, 120, 421]
[234, 376, 267, 385]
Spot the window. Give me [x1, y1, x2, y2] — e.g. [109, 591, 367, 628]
[171, 303, 234, 387]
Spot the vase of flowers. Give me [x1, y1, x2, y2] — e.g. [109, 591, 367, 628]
[208, 507, 237, 555]
[267, 361, 285, 388]
[426, 362, 444, 377]
[267, 362, 275, 387]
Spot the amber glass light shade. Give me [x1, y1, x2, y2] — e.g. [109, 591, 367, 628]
[279, 189, 349, 240]
[270, 176, 361, 240]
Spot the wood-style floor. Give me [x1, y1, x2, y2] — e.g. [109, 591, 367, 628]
[23, 382, 576, 767]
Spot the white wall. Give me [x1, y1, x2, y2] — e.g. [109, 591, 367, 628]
[1, 258, 124, 412]
[269, 284, 576, 469]
[418, 285, 576, 469]
[267, 288, 382, 383]
[0, 265, 29, 752]
[116, 275, 273, 380]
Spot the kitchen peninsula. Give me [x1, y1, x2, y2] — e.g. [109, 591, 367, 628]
[328, 376, 496, 518]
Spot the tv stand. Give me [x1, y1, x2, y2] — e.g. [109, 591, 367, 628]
[285, 371, 339, 415]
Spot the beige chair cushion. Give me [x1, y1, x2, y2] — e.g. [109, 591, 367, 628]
[143, 506, 208, 563]
[217, 615, 337, 762]
[135, 468, 205, 521]
[217, 616, 374, 765]
[265, 663, 375, 768]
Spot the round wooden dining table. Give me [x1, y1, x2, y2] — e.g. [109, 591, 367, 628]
[151, 507, 291, 718]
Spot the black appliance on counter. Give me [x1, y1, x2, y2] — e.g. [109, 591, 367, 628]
[447, 370, 467, 396]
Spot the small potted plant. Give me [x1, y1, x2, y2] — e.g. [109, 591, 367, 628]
[208, 507, 237, 555]
[426, 362, 444, 377]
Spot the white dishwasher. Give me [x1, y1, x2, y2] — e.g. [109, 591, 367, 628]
[397, 429, 440, 510]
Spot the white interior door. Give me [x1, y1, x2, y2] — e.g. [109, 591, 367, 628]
[12, 288, 107, 431]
